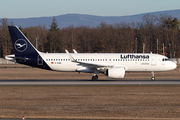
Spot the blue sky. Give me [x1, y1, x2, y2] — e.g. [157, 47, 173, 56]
[1, 0, 180, 18]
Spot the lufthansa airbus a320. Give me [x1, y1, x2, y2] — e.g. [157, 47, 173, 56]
[5, 26, 177, 81]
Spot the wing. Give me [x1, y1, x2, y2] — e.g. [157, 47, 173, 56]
[65, 50, 112, 69]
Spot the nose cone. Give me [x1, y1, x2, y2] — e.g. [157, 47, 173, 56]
[171, 62, 177, 70]
[163, 62, 177, 71]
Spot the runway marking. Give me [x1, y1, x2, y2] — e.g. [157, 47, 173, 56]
[0, 105, 180, 108]
[0, 79, 180, 86]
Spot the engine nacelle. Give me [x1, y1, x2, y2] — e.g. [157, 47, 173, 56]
[106, 67, 125, 78]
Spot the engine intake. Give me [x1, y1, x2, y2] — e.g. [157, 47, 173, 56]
[105, 67, 125, 78]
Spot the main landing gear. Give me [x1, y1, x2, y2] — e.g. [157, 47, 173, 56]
[92, 74, 98, 81]
[92, 70, 99, 81]
[151, 71, 155, 80]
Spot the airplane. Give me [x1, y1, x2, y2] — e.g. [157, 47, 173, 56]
[5, 26, 177, 81]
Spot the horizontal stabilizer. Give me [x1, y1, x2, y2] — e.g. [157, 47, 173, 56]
[5, 54, 29, 62]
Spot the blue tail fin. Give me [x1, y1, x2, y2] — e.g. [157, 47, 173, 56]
[8, 26, 51, 70]
[8, 26, 38, 56]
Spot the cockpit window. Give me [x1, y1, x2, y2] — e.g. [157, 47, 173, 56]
[162, 58, 170, 61]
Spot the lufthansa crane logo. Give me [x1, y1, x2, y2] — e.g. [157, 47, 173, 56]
[14, 39, 28, 52]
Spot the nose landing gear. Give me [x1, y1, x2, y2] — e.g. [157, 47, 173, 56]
[151, 71, 155, 80]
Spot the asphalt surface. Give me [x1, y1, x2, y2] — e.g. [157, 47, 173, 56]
[1, 119, 70, 120]
[0, 79, 180, 86]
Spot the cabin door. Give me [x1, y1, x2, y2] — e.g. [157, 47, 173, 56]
[37, 55, 43, 65]
[151, 55, 156, 66]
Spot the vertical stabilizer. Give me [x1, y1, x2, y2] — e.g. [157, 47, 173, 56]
[8, 26, 38, 56]
[8, 26, 51, 70]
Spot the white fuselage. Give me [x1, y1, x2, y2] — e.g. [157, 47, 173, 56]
[40, 52, 177, 73]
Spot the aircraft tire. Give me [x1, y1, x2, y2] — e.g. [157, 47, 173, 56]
[151, 77, 155, 81]
[95, 75, 98, 79]
[92, 76, 98, 81]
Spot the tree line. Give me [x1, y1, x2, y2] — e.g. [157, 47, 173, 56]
[0, 14, 180, 58]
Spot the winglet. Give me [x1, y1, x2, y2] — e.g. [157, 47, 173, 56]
[65, 50, 77, 62]
[73, 49, 77, 54]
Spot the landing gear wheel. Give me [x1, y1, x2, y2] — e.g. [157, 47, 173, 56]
[151, 72, 155, 81]
[92, 75, 98, 81]
[151, 77, 155, 81]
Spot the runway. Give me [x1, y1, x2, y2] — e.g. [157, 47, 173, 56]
[0, 79, 180, 86]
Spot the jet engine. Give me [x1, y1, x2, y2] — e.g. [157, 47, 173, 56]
[105, 67, 125, 78]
